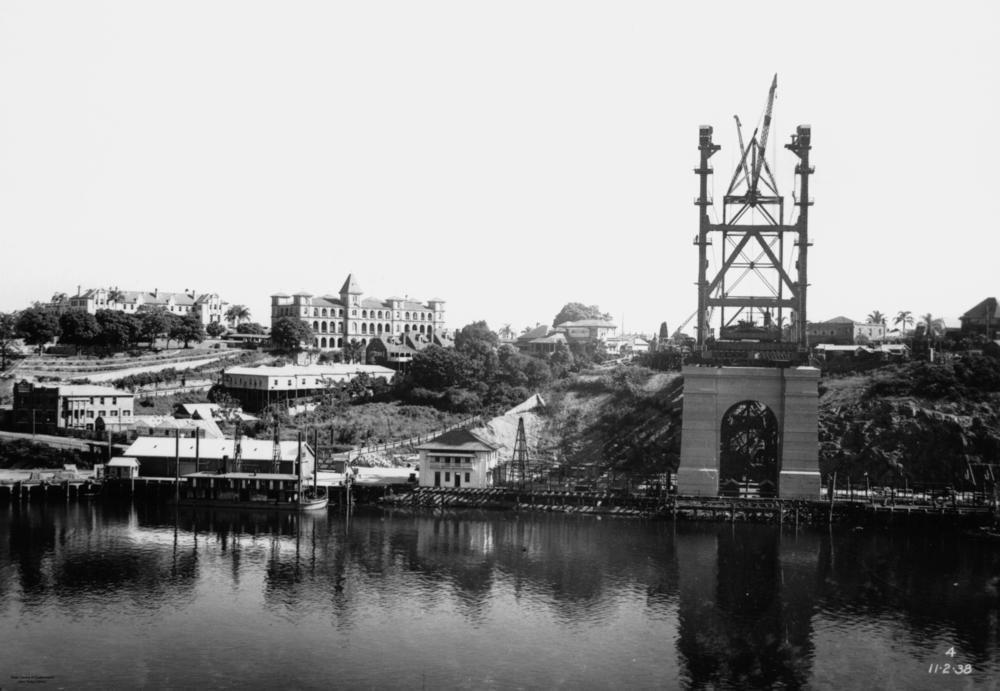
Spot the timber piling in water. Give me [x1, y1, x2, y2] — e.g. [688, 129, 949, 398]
[379, 487, 998, 527]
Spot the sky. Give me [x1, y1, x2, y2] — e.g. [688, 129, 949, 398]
[1, 1, 998, 336]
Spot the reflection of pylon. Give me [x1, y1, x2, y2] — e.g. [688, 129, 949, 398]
[512, 416, 528, 489]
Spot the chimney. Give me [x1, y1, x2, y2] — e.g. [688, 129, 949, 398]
[154, 288, 158, 298]
[77, 285, 81, 297]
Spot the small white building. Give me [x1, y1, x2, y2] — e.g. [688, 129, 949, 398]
[416, 429, 500, 489]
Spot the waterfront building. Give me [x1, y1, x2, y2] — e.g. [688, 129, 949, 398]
[59, 287, 229, 326]
[11, 380, 134, 433]
[119, 436, 315, 478]
[270, 274, 446, 351]
[221, 363, 395, 412]
[416, 429, 500, 489]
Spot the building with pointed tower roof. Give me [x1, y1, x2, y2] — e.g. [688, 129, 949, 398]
[270, 273, 446, 352]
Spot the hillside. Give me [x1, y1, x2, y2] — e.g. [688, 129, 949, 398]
[539, 367, 683, 479]
[819, 359, 1000, 488]
[538, 357, 1000, 491]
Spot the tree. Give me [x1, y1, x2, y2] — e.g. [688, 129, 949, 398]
[58, 310, 100, 354]
[455, 321, 499, 353]
[659, 322, 670, 341]
[95, 309, 140, 351]
[867, 311, 886, 325]
[894, 310, 914, 336]
[343, 338, 365, 364]
[553, 302, 612, 327]
[16, 306, 61, 354]
[0, 311, 18, 369]
[169, 313, 206, 348]
[237, 322, 266, 335]
[410, 346, 473, 390]
[226, 304, 251, 325]
[271, 316, 314, 352]
[549, 341, 575, 377]
[498, 323, 515, 340]
[205, 321, 226, 338]
[107, 288, 126, 306]
[137, 307, 172, 349]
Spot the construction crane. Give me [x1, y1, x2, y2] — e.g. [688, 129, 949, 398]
[749, 74, 778, 198]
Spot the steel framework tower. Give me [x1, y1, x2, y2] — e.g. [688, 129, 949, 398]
[510, 417, 528, 489]
[694, 75, 813, 362]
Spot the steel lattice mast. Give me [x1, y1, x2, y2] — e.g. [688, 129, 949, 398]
[511, 417, 528, 490]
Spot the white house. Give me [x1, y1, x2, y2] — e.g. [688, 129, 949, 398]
[416, 429, 500, 489]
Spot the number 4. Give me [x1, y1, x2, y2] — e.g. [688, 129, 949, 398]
[946, 647, 956, 658]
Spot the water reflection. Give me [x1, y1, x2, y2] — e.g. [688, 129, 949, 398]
[0, 503, 997, 689]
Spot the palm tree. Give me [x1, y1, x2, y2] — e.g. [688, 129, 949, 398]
[499, 323, 515, 340]
[107, 288, 125, 306]
[226, 304, 250, 326]
[867, 310, 886, 325]
[894, 310, 913, 336]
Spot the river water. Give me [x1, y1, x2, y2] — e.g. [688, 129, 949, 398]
[0, 503, 997, 690]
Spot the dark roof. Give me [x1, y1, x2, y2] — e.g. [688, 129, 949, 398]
[339, 274, 362, 294]
[518, 325, 555, 341]
[961, 297, 997, 320]
[417, 429, 499, 452]
[824, 316, 855, 324]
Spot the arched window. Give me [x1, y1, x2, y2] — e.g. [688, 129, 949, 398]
[321, 322, 327, 332]
[322, 308, 328, 317]
[361, 323, 367, 334]
[419, 325, 425, 334]
[313, 309, 318, 316]
[405, 312, 410, 320]
[362, 310, 368, 318]
[320, 337, 327, 348]
[427, 326, 433, 336]
[313, 338, 319, 347]
[338, 337, 343, 347]
[313, 321, 319, 330]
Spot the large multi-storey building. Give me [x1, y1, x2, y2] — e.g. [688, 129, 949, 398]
[271, 274, 445, 351]
[60, 287, 229, 326]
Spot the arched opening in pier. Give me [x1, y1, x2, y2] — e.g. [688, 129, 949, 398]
[719, 400, 779, 497]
